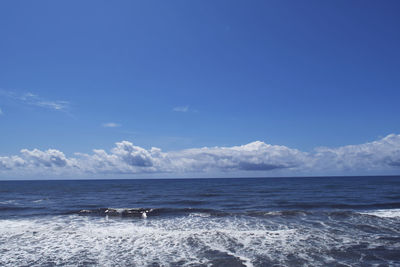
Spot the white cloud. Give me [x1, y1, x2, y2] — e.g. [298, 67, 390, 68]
[1, 134, 400, 178]
[20, 148, 69, 167]
[0, 156, 25, 170]
[163, 141, 305, 173]
[311, 134, 400, 172]
[173, 106, 189, 112]
[0, 108, 3, 115]
[102, 122, 121, 128]
[36, 101, 69, 111]
[0, 90, 69, 112]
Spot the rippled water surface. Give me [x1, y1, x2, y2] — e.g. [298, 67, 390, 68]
[1, 176, 400, 266]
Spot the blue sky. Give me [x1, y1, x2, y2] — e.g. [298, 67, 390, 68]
[1, 1, 400, 178]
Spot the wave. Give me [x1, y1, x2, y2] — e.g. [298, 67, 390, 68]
[76, 207, 226, 218]
[4, 204, 400, 221]
[78, 208, 150, 218]
[74, 207, 400, 220]
[276, 201, 400, 210]
[359, 209, 400, 218]
[247, 210, 311, 217]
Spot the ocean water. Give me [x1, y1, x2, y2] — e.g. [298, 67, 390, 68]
[0, 176, 400, 267]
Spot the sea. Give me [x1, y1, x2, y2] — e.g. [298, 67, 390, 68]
[0, 176, 399, 267]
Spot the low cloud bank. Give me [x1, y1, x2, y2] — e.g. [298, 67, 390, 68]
[1, 134, 400, 178]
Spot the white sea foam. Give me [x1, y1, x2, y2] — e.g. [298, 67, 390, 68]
[359, 208, 400, 218]
[0, 214, 398, 266]
[0, 216, 303, 266]
[188, 212, 211, 218]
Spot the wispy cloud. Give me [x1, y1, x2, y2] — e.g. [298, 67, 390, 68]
[1, 134, 400, 178]
[102, 122, 121, 128]
[36, 100, 69, 111]
[0, 90, 69, 112]
[173, 105, 189, 112]
[0, 108, 3, 115]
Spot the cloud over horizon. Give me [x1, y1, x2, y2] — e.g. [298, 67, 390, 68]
[1, 134, 400, 179]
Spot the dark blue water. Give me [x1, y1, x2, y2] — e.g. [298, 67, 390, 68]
[1, 176, 400, 266]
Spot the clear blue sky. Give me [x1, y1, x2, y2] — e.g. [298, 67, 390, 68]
[1, 0, 400, 158]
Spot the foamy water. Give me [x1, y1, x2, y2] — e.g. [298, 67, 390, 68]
[1, 177, 400, 266]
[1, 211, 400, 266]
[360, 208, 400, 218]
